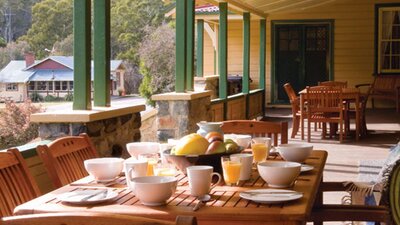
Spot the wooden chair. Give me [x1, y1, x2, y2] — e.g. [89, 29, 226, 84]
[0, 212, 198, 225]
[345, 84, 372, 138]
[318, 80, 348, 88]
[306, 86, 345, 143]
[0, 148, 41, 217]
[36, 133, 99, 188]
[283, 83, 302, 138]
[221, 120, 288, 146]
[310, 161, 400, 224]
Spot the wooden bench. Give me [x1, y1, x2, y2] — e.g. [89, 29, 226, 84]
[359, 75, 400, 113]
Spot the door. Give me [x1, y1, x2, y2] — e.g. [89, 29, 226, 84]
[273, 23, 332, 104]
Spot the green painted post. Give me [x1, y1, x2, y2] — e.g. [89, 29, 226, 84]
[259, 19, 266, 90]
[73, 0, 91, 110]
[196, 19, 204, 77]
[242, 13, 250, 94]
[259, 19, 266, 116]
[218, 2, 228, 100]
[175, 0, 186, 92]
[186, 0, 195, 90]
[93, 0, 110, 107]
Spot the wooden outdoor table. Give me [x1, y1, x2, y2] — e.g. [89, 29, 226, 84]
[299, 87, 363, 141]
[14, 150, 328, 225]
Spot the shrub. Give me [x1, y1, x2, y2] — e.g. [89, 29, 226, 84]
[64, 93, 73, 101]
[138, 24, 175, 106]
[44, 95, 60, 102]
[0, 100, 43, 149]
[30, 92, 43, 102]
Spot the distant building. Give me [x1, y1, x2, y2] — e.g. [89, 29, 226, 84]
[0, 54, 125, 102]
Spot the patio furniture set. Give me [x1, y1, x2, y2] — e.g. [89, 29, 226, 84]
[0, 120, 399, 224]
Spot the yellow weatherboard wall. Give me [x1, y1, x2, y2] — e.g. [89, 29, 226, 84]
[202, 0, 399, 108]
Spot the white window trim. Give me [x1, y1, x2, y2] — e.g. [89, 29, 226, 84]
[378, 6, 400, 73]
[6, 83, 18, 91]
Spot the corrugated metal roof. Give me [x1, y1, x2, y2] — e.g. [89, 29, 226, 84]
[0, 57, 123, 83]
[0, 61, 35, 83]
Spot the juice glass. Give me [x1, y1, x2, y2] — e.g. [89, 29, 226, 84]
[251, 137, 271, 163]
[138, 153, 159, 176]
[153, 163, 177, 176]
[221, 156, 242, 185]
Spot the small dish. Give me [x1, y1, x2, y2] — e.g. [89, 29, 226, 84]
[240, 189, 303, 204]
[301, 164, 314, 173]
[58, 190, 118, 205]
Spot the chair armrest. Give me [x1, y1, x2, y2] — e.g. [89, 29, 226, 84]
[355, 83, 371, 88]
[319, 182, 348, 192]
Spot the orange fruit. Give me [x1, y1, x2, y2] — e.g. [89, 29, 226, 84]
[205, 131, 224, 142]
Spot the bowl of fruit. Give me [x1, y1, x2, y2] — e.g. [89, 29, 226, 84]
[163, 132, 243, 174]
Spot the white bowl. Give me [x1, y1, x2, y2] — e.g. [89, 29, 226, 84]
[277, 144, 313, 163]
[84, 158, 124, 182]
[257, 161, 301, 188]
[130, 176, 177, 206]
[126, 142, 160, 159]
[224, 134, 252, 149]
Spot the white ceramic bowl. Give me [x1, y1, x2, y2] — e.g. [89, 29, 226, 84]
[257, 161, 301, 188]
[126, 142, 160, 159]
[84, 158, 124, 182]
[130, 176, 178, 206]
[224, 134, 252, 149]
[277, 144, 313, 163]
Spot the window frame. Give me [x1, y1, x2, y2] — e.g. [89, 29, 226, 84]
[375, 3, 400, 75]
[5, 83, 18, 91]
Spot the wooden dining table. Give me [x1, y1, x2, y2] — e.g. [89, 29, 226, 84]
[299, 87, 363, 141]
[14, 150, 328, 225]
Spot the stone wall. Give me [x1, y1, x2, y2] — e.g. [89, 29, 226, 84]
[154, 93, 212, 142]
[37, 112, 142, 158]
[140, 109, 158, 142]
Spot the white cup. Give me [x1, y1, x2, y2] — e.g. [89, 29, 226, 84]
[186, 166, 222, 197]
[124, 158, 148, 188]
[230, 153, 253, 181]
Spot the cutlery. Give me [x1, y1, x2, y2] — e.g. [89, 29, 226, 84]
[80, 189, 108, 201]
[192, 194, 211, 211]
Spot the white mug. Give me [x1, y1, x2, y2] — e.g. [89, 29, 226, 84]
[186, 166, 222, 197]
[230, 153, 253, 181]
[124, 158, 148, 188]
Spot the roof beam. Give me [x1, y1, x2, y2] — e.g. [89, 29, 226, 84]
[202, 0, 267, 18]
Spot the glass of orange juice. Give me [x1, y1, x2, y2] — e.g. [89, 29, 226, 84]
[251, 137, 271, 163]
[221, 156, 242, 186]
[138, 153, 159, 176]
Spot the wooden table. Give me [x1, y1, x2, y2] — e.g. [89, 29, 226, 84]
[14, 150, 328, 225]
[299, 87, 362, 141]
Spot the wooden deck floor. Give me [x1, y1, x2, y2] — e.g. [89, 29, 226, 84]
[264, 108, 399, 224]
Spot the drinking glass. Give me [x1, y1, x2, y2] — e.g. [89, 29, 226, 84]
[251, 142, 268, 163]
[138, 153, 159, 176]
[221, 156, 242, 186]
[153, 163, 177, 176]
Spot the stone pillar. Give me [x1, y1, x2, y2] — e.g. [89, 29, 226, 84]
[152, 91, 212, 141]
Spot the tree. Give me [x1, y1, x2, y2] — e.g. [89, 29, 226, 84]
[0, 40, 30, 69]
[139, 24, 175, 106]
[0, 0, 39, 43]
[52, 34, 73, 56]
[19, 0, 73, 59]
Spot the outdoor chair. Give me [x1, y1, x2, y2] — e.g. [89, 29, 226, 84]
[0, 148, 41, 217]
[36, 133, 99, 188]
[310, 144, 400, 225]
[283, 83, 302, 138]
[306, 86, 345, 143]
[0, 212, 198, 225]
[221, 120, 288, 146]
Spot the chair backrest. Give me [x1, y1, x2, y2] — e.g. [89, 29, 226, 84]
[0, 212, 198, 225]
[221, 120, 288, 146]
[306, 86, 344, 114]
[0, 148, 40, 217]
[283, 83, 298, 104]
[318, 81, 348, 88]
[36, 133, 99, 188]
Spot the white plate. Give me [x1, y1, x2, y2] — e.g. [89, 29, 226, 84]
[301, 165, 314, 172]
[239, 189, 303, 204]
[58, 190, 118, 205]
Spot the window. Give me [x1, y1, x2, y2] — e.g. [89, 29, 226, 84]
[377, 6, 400, 73]
[6, 83, 18, 91]
[62, 81, 68, 91]
[28, 82, 35, 91]
[69, 81, 73, 90]
[48, 81, 53, 91]
[37, 81, 47, 90]
[55, 81, 61, 91]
